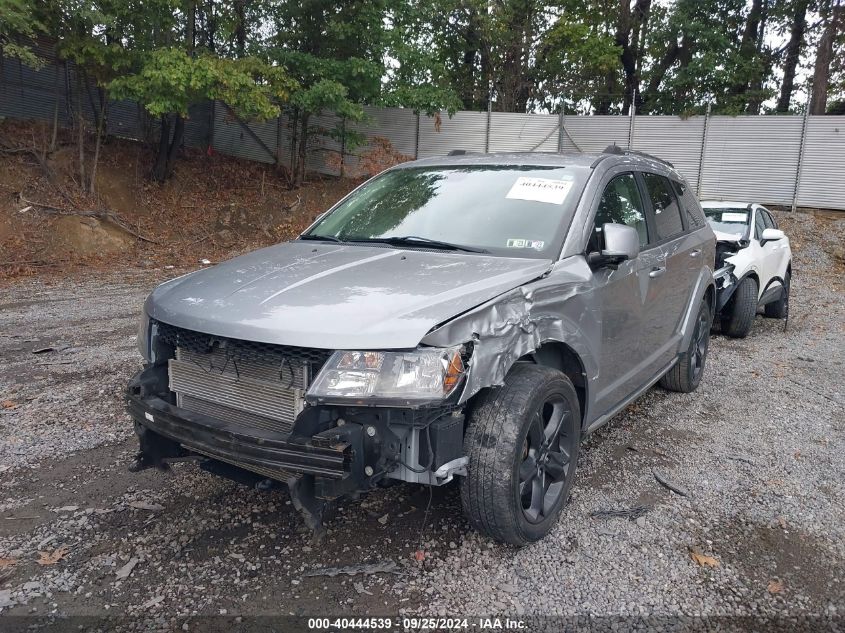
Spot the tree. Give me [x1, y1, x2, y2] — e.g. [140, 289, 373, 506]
[776, 0, 810, 112]
[111, 49, 296, 181]
[810, 0, 844, 114]
[0, 0, 43, 68]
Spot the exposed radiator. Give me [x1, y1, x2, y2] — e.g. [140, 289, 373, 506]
[168, 345, 309, 437]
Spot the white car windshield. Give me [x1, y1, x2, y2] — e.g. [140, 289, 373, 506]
[303, 165, 591, 259]
[704, 208, 750, 238]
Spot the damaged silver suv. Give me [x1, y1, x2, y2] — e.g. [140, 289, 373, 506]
[128, 148, 716, 545]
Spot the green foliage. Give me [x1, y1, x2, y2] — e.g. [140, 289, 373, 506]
[110, 48, 296, 120]
[0, 0, 44, 68]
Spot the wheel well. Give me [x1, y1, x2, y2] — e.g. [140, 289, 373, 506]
[704, 284, 715, 318]
[520, 342, 587, 425]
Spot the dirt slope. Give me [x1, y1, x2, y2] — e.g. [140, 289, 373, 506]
[0, 119, 360, 280]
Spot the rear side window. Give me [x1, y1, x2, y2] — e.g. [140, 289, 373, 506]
[672, 180, 705, 229]
[593, 173, 648, 247]
[642, 173, 685, 241]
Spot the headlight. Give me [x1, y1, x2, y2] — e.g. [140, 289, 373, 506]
[136, 310, 151, 362]
[306, 347, 465, 406]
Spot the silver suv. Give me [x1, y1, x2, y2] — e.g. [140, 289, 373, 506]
[128, 148, 716, 545]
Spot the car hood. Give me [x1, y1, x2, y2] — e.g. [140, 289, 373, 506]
[146, 241, 552, 349]
[713, 229, 743, 243]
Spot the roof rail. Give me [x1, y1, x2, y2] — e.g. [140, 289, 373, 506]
[447, 149, 473, 156]
[602, 145, 674, 168]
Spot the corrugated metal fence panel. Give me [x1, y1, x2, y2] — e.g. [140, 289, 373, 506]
[417, 111, 487, 157]
[797, 116, 845, 209]
[0, 58, 69, 124]
[184, 101, 212, 148]
[632, 116, 705, 190]
[212, 102, 277, 164]
[699, 116, 802, 205]
[305, 111, 342, 175]
[563, 116, 631, 151]
[358, 106, 418, 157]
[489, 112, 559, 152]
[107, 99, 145, 139]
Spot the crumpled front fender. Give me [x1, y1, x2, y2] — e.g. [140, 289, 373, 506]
[421, 257, 600, 404]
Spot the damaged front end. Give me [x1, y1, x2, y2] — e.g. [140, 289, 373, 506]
[126, 320, 468, 531]
[713, 238, 747, 314]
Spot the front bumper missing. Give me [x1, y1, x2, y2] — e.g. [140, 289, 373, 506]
[714, 264, 737, 314]
[126, 393, 352, 479]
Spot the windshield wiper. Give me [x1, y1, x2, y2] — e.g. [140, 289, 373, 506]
[347, 236, 489, 254]
[299, 234, 344, 243]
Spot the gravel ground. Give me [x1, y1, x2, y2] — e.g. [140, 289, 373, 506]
[0, 212, 843, 631]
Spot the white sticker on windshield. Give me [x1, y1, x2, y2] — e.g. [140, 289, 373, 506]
[721, 212, 748, 222]
[506, 177, 573, 205]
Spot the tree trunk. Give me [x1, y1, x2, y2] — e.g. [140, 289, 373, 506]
[153, 115, 171, 182]
[88, 90, 107, 195]
[728, 0, 765, 106]
[615, 0, 651, 115]
[776, 0, 808, 113]
[76, 73, 85, 188]
[234, 0, 247, 57]
[295, 112, 310, 187]
[164, 115, 185, 179]
[810, 2, 843, 114]
[187, 1, 196, 54]
[50, 64, 61, 153]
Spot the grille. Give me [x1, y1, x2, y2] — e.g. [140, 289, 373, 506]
[155, 320, 334, 368]
[159, 322, 332, 437]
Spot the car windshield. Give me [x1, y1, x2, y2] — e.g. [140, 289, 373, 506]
[703, 207, 751, 238]
[302, 165, 590, 259]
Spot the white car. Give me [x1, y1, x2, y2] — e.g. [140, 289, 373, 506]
[702, 201, 792, 338]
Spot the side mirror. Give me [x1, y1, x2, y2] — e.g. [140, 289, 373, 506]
[588, 223, 640, 268]
[761, 228, 784, 244]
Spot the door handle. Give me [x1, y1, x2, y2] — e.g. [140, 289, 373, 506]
[690, 249, 701, 258]
[649, 266, 666, 278]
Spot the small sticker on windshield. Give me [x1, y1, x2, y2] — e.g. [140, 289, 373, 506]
[721, 212, 748, 222]
[506, 177, 573, 205]
[507, 239, 545, 250]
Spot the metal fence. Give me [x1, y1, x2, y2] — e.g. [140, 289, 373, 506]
[2, 51, 844, 210]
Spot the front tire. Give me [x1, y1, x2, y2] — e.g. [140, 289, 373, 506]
[660, 298, 712, 393]
[721, 276, 757, 338]
[460, 364, 581, 546]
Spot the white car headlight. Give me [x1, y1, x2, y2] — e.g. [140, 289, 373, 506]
[306, 347, 465, 406]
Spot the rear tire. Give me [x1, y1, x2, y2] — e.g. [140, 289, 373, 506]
[721, 277, 757, 338]
[764, 271, 790, 319]
[660, 299, 712, 393]
[460, 364, 581, 546]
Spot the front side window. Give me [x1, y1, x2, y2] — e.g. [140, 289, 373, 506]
[754, 210, 766, 240]
[642, 173, 685, 241]
[304, 165, 591, 259]
[592, 173, 648, 248]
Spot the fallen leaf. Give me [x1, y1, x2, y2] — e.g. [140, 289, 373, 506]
[689, 549, 720, 568]
[1, 400, 17, 410]
[768, 579, 785, 594]
[0, 558, 17, 569]
[414, 550, 425, 562]
[37, 547, 69, 566]
[129, 501, 164, 512]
